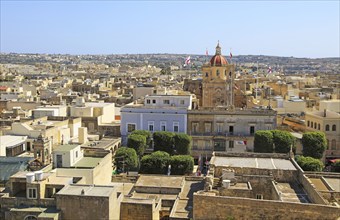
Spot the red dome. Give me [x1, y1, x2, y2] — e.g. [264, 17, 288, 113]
[210, 54, 228, 66]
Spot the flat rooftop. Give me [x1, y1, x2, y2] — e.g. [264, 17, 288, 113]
[211, 157, 296, 170]
[324, 178, 340, 192]
[54, 144, 79, 152]
[135, 175, 184, 189]
[276, 182, 310, 203]
[72, 157, 102, 168]
[56, 184, 114, 197]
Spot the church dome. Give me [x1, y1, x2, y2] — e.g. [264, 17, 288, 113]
[210, 42, 228, 66]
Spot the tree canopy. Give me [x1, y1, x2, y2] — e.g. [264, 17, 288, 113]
[127, 134, 147, 157]
[170, 155, 194, 175]
[254, 130, 274, 153]
[295, 155, 324, 172]
[139, 151, 171, 174]
[173, 133, 192, 155]
[153, 131, 175, 155]
[272, 130, 295, 153]
[131, 130, 152, 147]
[114, 147, 138, 173]
[302, 132, 327, 159]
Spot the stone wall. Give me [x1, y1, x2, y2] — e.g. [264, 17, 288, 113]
[193, 193, 340, 220]
[290, 158, 328, 205]
[56, 193, 116, 220]
[214, 166, 297, 182]
[120, 198, 160, 220]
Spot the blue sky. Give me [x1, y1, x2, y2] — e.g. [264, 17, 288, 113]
[1, 1, 339, 58]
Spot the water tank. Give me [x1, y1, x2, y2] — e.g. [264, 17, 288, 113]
[222, 180, 231, 188]
[26, 173, 35, 183]
[35, 171, 43, 181]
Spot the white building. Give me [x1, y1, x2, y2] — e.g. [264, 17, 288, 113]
[52, 144, 83, 168]
[32, 105, 68, 118]
[120, 94, 193, 145]
[0, 135, 27, 156]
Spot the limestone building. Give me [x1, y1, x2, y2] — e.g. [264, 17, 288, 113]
[201, 42, 235, 108]
[187, 42, 277, 164]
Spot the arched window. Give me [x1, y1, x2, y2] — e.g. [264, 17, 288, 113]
[229, 72, 232, 77]
[331, 139, 336, 150]
[325, 124, 330, 131]
[327, 139, 330, 149]
[318, 123, 320, 130]
[224, 70, 227, 76]
[332, 124, 336, 131]
[314, 123, 317, 129]
[307, 121, 310, 127]
[205, 72, 208, 77]
[216, 70, 220, 76]
[311, 122, 314, 128]
[25, 216, 37, 220]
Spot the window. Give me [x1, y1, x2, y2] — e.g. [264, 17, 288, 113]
[173, 122, 179, 132]
[229, 141, 234, 149]
[76, 151, 78, 158]
[205, 72, 208, 77]
[160, 121, 166, 131]
[27, 188, 37, 199]
[205, 141, 210, 149]
[307, 121, 310, 127]
[146, 99, 150, 104]
[216, 123, 223, 133]
[331, 139, 336, 150]
[325, 124, 330, 131]
[180, 100, 185, 105]
[229, 126, 234, 135]
[214, 140, 226, 151]
[332, 125, 336, 131]
[327, 139, 330, 150]
[127, 124, 136, 133]
[256, 194, 263, 200]
[250, 126, 255, 135]
[318, 123, 320, 130]
[192, 122, 199, 134]
[163, 100, 170, 104]
[311, 122, 314, 128]
[148, 122, 154, 132]
[152, 99, 156, 104]
[204, 123, 211, 133]
[216, 70, 220, 76]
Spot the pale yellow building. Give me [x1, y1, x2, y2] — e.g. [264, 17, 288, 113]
[305, 109, 340, 161]
[201, 42, 235, 108]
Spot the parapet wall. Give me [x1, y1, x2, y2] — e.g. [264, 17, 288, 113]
[193, 193, 340, 220]
[213, 152, 289, 159]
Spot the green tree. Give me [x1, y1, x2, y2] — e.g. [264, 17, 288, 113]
[254, 130, 274, 153]
[139, 151, 171, 174]
[127, 134, 146, 157]
[131, 130, 152, 148]
[114, 147, 138, 173]
[174, 133, 192, 155]
[302, 132, 327, 159]
[295, 156, 324, 172]
[170, 155, 194, 175]
[153, 131, 175, 155]
[272, 130, 295, 153]
[331, 160, 340, 172]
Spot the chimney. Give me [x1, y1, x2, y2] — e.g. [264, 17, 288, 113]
[324, 109, 327, 117]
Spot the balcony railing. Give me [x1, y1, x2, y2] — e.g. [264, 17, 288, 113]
[189, 132, 253, 137]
